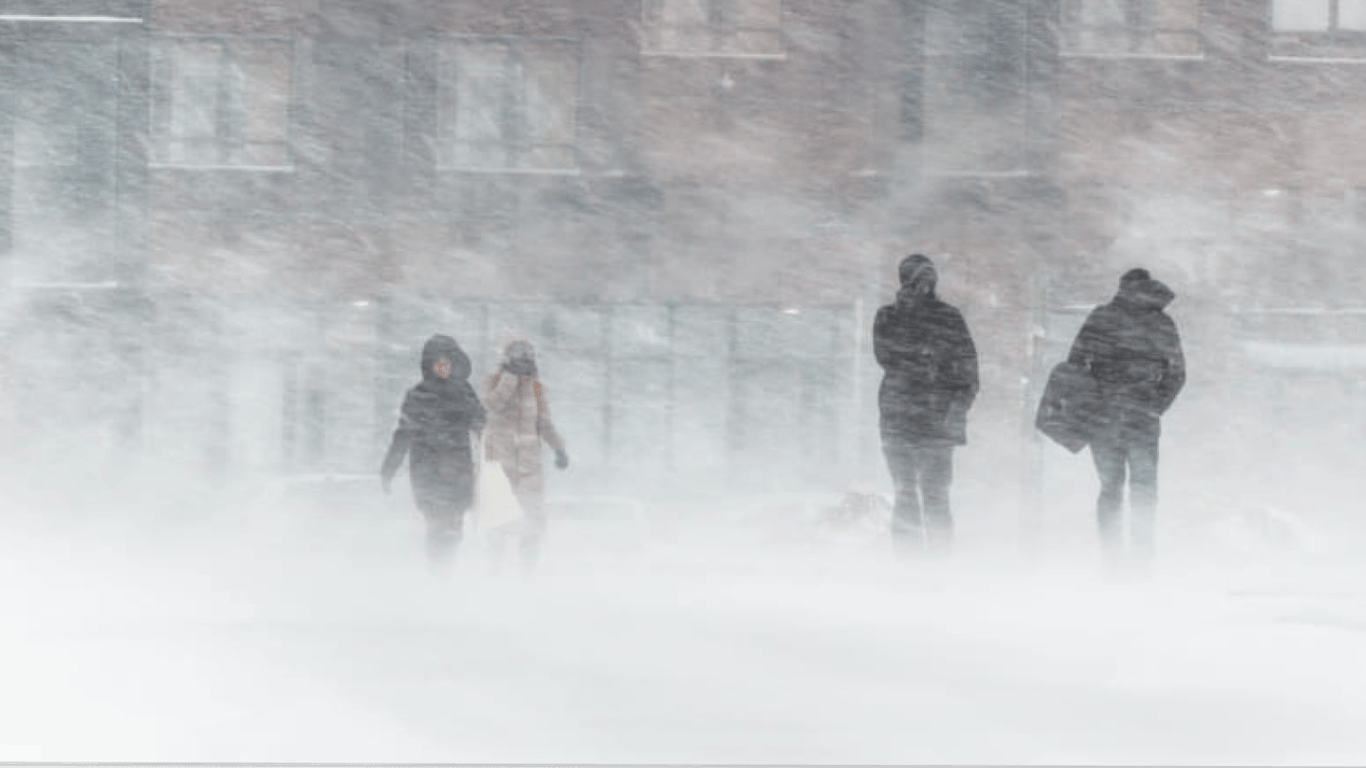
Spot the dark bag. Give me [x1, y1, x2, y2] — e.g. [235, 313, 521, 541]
[1035, 361, 1106, 453]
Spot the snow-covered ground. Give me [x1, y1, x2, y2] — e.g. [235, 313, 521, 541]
[3, 495, 1366, 765]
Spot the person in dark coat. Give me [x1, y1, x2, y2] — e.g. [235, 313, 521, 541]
[380, 334, 487, 575]
[874, 254, 979, 557]
[1067, 268, 1185, 570]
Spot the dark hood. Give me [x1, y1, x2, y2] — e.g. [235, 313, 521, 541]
[420, 334, 473, 382]
[1115, 277, 1175, 311]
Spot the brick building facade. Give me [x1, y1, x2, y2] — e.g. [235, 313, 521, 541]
[2, 1, 1363, 522]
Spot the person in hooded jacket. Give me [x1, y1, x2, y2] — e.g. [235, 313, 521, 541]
[874, 254, 979, 557]
[1067, 268, 1185, 570]
[381, 334, 487, 575]
[481, 338, 568, 573]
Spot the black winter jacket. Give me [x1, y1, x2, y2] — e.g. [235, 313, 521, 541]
[381, 335, 487, 514]
[874, 288, 980, 446]
[1067, 278, 1185, 423]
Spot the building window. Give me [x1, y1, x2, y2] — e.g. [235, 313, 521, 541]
[13, 90, 83, 169]
[149, 37, 292, 169]
[1061, 0, 1202, 57]
[1271, 0, 1366, 58]
[641, 0, 784, 58]
[921, 1, 1029, 176]
[436, 39, 580, 173]
[7, 40, 121, 285]
[1274, 0, 1366, 31]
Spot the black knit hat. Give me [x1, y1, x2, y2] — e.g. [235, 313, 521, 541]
[898, 254, 937, 287]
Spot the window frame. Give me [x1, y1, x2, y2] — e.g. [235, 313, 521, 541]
[12, 88, 86, 169]
[1059, 0, 1205, 60]
[640, 0, 786, 60]
[918, 0, 1032, 178]
[1272, 0, 1366, 35]
[1269, 0, 1366, 61]
[147, 33, 296, 171]
[433, 35, 584, 176]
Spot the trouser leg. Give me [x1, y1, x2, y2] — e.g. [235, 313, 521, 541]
[423, 510, 463, 576]
[1126, 422, 1161, 566]
[882, 437, 924, 555]
[509, 472, 546, 574]
[1091, 436, 1128, 559]
[916, 446, 955, 555]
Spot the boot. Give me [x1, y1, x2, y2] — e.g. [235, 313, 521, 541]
[925, 518, 954, 558]
[425, 520, 461, 578]
[891, 526, 926, 563]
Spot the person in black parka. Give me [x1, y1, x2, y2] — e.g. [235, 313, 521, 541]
[874, 254, 979, 557]
[381, 334, 487, 574]
[1067, 268, 1185, 569]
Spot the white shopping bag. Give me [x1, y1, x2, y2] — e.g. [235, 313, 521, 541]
[472, 432, 524, 534]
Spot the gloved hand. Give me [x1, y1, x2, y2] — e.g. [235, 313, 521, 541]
[381, 474, 392, 495]
[555, 449, 569, 470]
[504, 358, 537, 377]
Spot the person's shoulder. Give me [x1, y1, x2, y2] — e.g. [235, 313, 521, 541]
[399, 384, 430, 414]
[1067, 306, 1108, 341]
[873, 303, 899, 332]
[934, 298, 964, 315]
[1085, 301, 1117, 323]
[461, 380, 487, 409]
[1154, 308, 1181, 330]
[930, 299, 968, 322]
